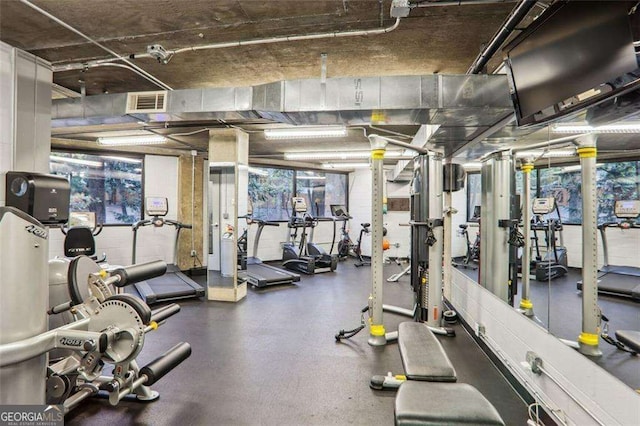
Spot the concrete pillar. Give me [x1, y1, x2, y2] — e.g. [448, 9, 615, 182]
[0, 42, 52, 206]
[207, 128, 248, 302]
[177, 153, 205, 271]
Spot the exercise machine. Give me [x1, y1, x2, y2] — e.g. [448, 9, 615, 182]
[131, 197, 205, 304]
[528, 197, 568, 281]
[452, 223, 480, 270]
[306, 204, 341, 267]
[331, 204, 354, 260]
[61, 211, 106, 263]
[577, 199, 640, 300]
[282, 197, 337, 274]
[1, 175, 190, 412]
[237, 216, 301, 288]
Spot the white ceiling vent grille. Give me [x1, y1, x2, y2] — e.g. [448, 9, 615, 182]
[126, 91, 167, 113]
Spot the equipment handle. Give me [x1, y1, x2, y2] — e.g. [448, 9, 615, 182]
[110, 260, 167, 287]
[140, 342, 192, 386]
[263, 221, 279, 227]
[150, 303, 181, 323]
[93, 223, 104, 236]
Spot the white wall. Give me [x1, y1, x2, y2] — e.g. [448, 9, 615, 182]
[48, 155, 179, 267]
[348, 168, 373, 256]
[560, 225, 640, 269]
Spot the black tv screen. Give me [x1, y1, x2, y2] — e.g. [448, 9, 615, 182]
[503, 1, 638, 126]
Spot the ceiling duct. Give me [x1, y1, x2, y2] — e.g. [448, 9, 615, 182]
[52, 74, 513, 156]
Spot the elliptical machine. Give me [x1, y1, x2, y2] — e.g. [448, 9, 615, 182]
[282, 197, 337, 274]
[529, 197, 568, 281]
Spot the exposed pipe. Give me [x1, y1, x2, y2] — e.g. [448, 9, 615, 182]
[415, 0, 517, 6]
[19, 0, 172, 91]
[467, 0, 538, 74]
[374, 135, 430, 154]
[52, 18, 401, 73]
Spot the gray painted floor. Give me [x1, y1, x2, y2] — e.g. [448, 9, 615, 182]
[67, 260, 530, 425]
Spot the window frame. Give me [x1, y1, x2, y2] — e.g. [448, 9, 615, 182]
[248, 164, 349, 222]
[49, 149, 146, 227]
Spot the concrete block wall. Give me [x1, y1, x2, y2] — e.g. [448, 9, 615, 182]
[48, 155, 179, 267]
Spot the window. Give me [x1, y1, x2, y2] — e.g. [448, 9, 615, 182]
[248, 167, 294, 220]
[532, 160, 639, 225]
[247, 167, 348, 221]
[296, 171, 347, 217]
[50, 152, 143, 225]
[466, 173, 481, 221]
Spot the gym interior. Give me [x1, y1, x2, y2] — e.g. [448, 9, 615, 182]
[0, 1, 639, 425]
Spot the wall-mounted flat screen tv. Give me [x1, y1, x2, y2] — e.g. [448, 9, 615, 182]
[503, 1, 639, 127]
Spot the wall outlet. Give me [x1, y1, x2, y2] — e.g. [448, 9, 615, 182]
[475, 323, 486, 337]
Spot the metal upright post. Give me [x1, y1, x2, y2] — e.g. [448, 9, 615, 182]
[368, 134, 388, 346]
[519, 160, 534, 316]
[426, 152, 444, 327]
[576, 135, 602, 357]
[480, 151, 512, 303]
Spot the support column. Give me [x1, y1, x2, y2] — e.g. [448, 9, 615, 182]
[207, 128, 249, 303]
[0, 42, 52, 206]
[519, 160, 534, 316]
[480, 151, 512, 303]
[426, 153, 444, 327]
[368, 135, 388, 346]
[576, 135, 602, 357]
[443, 190, 453, 302]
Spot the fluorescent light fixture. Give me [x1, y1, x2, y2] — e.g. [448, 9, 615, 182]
[264, 126, 347, 140]
[552, 123, 640, 134]
[462, 162, 482, 170]
[248, 167, 269, 176]
[322, 162, 371, 169]
[97, 135, 167, 146]
[297, 175, 326, 180]
[101, 155, 142, 163]
[515, 149, 576, 158]
[50, 155, 103, 168]
[285, 151, 406, 161]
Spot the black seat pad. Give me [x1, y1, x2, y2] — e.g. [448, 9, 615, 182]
[64, 227, 96, 257]
[398, 322, 456, 382]
[395, 381, 505, 426]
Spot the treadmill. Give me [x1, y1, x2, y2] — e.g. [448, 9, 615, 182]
[238, 217, 301, 288]
[130, 197, 205, 304]
[577, 200, 640, 300]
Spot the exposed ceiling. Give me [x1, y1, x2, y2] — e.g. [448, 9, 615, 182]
[1, 0, 639, 169]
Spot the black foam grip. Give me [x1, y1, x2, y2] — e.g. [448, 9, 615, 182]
[111, 260, 167, 287]
[141, 342, 191, 386]
[150, 303, 181, 323]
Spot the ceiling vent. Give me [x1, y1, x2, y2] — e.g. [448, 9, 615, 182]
[126, 91, 167, 113]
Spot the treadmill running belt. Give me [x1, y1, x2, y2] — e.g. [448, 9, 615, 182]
[134, 269, 205, 304]
[578, 274, 640, 300]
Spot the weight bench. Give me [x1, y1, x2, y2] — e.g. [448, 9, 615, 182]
[395, 381, 505, 426]
[370, 322, 457, 390]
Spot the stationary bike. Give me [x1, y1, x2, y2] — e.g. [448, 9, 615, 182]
[452, 224, 480, 270]
[331, 205, 355, 260]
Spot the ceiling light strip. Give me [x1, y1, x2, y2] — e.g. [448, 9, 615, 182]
[97, 135, 168, 146]
[265, 126, 348, 140]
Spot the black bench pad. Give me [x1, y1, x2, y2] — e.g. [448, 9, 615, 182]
[615, 330, 640, 353]
[398, 322, 456, 382]
[395, 381, 505, 426]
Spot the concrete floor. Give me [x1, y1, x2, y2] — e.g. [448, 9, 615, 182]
[66, 260, 531, 425]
